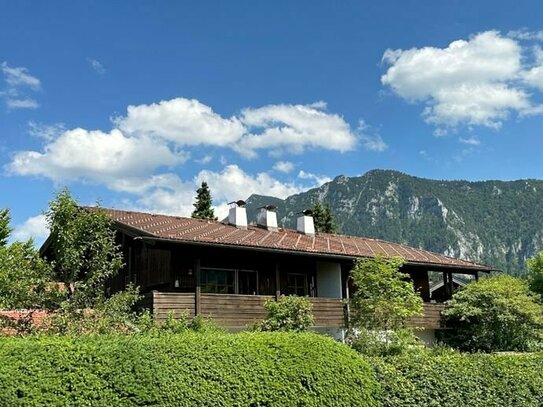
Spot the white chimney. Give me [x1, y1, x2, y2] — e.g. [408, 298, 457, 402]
[296, 209, 315, 236]
[228, 200, 248, 229]
[257, 205, 278, 231]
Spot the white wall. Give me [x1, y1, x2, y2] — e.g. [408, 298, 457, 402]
[316, 261, 342, 298]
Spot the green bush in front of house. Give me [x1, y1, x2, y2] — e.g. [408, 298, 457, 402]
[0, 332, 379, 407]
[372, 352, 543, 407]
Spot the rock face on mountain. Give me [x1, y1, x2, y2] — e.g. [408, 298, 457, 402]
[245, 169, 543, 274]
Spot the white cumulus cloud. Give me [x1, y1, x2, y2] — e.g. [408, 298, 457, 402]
[381, 31, 535, 128]
[12, 214, 49, 243]
[7, 128, 186, 188]
[237, 102, 357, 157]
[125, 165, 311, 220]
[116, 98, 245, 147]
[197, 164, 303, 202]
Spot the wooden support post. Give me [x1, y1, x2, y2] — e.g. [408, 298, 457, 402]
[442, 272, 449, 297]
[448, 272, 454, 298]
[475, 272, 479, 282]
[275, 262, 281, 301]
[194, 258, 201, 316]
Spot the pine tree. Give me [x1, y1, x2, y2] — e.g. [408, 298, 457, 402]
[0, 209, 11, 247]
[191, 181, 217, 220]
[312, 202, 337, 234]
[322, 203, 338, 234]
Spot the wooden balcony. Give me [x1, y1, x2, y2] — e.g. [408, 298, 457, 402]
[143, 292, 445, 330]
[144, 292, 345, 328]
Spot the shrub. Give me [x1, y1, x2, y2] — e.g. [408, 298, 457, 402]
[0, 332, 379, 406]
[441, 274, 543, 352]
[42, 284, 143, 335]
[256, 295, 314, 332]
[372, 352, 543, 407]
[142, 311, 223, 335]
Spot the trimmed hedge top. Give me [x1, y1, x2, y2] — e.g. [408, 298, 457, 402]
[373, 352, 543, 407]
[0, 332, 378, 406]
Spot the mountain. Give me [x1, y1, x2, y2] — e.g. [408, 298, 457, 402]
[245, 169, 543, 275]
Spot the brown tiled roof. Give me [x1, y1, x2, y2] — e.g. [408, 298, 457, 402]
[101, 208, 492, 272]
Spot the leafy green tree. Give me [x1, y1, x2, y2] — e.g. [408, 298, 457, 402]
[46, 189, 124, 309]
[348, 256, 423, 355]
[191, 181, 217, 220]
[350, 255, 423, 332]
[0, 209, 59, 310]
[527, 250, 543, 299]
[312, 201, 338, 233]
[441, 274, 543, 352]
[256, 295, 314, 332]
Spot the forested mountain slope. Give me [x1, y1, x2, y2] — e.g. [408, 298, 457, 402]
[246, 170, 543, 274]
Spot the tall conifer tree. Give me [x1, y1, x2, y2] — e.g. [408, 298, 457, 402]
[312, 202, 337, 234]
[191, 181, 217, 220]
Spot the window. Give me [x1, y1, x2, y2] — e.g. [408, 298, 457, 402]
[238, 270, 258, 295]
[287, 273, 307, 296]
[200, 268, 235, 294]
[200, 268, 259, 294]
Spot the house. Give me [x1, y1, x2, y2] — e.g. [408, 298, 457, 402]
[42, 202, 492, 343]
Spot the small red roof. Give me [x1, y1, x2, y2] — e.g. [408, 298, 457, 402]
[101, 208, 491, 272]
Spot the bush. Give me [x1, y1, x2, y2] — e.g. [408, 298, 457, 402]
[256, 295, 314, 332]
[0, 332, 379, 406]
[142, 311, 224, 335]
[441, 274, 543, 352]
[372, 352, 543, 407]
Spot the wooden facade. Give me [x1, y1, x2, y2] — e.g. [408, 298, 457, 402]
[108, 230, 480, 332]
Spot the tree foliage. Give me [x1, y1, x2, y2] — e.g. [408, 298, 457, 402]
[45, 189, 124, 309]
[256, 295, 314, 332]
[350, 256, 423, 332]
[0, 209, 59, 310]
[312, 201, 337, 234]
[527, 250, 543, 299]
[0, 209, 11, 247]
[441, 274, 543, 352]
[191, 181, 216, 220]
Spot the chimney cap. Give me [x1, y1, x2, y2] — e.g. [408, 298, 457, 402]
[258, 204, 277, 211]
[297, 209, 313, 216]
[228, 199, 246, 207]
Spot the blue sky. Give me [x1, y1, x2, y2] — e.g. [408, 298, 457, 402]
[2, 1, 543, 243]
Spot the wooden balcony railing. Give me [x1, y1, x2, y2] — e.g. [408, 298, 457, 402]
[144, 292, 345, 328]
[143, 292, 445, 330]
[407, 303, 447, 329]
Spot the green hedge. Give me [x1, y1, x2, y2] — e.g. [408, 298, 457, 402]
[372, 352, 543, 407]
[0, 332, 378, 406]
